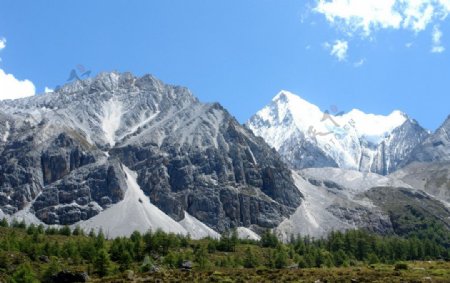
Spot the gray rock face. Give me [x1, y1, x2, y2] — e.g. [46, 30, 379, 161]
[0, 119, 46, 213]
[326, 204, 393, 234]
[33, 161, 126, 225]
[41, 133, 96, 185]
[0, 72, 302, 232]
[367, 119, 430, 175]
[390, 161, 450, 207]
[277, 130, 339, 169]
[111, 101, 302, 232]
[403, 115, 450, 164]
[276, 167, 450, 240]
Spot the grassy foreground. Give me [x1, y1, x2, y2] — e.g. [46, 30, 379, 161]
[105, 262, 450, 282]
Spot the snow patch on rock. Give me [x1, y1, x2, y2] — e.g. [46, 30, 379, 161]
[2, 121, 10, 142]
[101, 99, 123, 146]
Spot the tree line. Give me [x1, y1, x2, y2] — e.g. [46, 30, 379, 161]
[0, 218, 449, 282]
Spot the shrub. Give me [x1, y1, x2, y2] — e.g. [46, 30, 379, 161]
[394, 262, 408, 270]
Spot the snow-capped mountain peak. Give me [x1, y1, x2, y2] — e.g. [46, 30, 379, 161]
[271, 90, 324, 130]
[247, 91, 429, 174]
[343, 109, 408, 144]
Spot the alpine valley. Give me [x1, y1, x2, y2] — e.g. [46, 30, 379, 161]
[0, 72, 449, 240]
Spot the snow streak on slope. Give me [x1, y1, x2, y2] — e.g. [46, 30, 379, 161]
[2, 121, 9, 142]
[118, 111, 160, 140]
[179, 211, 220, 239]
[101, 99, 123, 146]
[78, 166, 188, 238]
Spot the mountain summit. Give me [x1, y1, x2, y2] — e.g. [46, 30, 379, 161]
[0, 72, 302, 237]
[247, 90, 430, 175]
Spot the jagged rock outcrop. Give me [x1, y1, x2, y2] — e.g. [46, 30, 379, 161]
[403, 115, 450, 164]
[33, 161, 126, 225]
[367, 119, 430, 175]
[41, 133, 96, 185]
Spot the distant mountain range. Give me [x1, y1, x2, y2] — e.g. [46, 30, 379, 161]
[0, 73, 449, 239]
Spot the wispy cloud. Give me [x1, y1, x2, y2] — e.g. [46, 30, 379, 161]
[315, 0, 450, 36]
[431, 25, 445, 53]
[315, 0, 402, 36]
[0, 38, 6, 50]
[0, 38, 6, 62]
[325, 40, 349, 61]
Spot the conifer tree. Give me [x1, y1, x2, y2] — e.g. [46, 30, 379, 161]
[93, 249, 111, 277]
[10, 263, 38, 283]
[243, 247, 258, 268]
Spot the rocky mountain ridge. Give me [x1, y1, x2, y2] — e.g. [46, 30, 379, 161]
[0, 72, 302, 235]
[0, 73, 449, 240]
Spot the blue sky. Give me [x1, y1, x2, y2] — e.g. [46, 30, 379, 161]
[0, 0, 449, 130]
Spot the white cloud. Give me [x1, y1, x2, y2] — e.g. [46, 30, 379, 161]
[315, 0, 450, 35]
[327, 40, 349, 61]
[315, 0, 403, 35]
[402, 1, 435, 31]
[0, 69, 36, 100]
[405, 42, 414, 47]
[0, 38, 6, 50]
[0, 37, 36, 100]
[44, 86, 54, 93]
[0, 38, 6, 62]
[431, 24, 445, 52]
